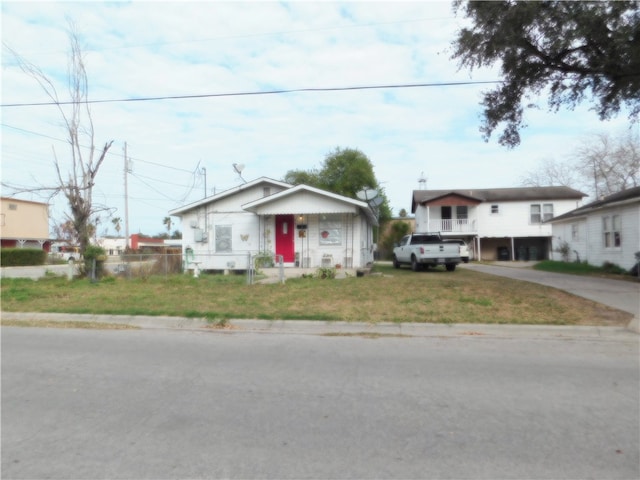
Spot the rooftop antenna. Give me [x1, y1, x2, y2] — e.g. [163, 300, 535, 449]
[233, 163, 247, 183]
[418, 172, 427, 190]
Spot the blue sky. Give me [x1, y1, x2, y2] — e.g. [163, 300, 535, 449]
[1, 1, 635, 237]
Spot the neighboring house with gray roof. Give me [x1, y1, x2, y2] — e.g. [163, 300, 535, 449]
[411, 186, 586, 261]
[546, 186, 640, 270]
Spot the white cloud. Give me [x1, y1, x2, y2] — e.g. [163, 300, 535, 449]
[2, 1, 635, 236]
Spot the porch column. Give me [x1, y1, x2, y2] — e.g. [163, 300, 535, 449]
[510, 237, 515, 261]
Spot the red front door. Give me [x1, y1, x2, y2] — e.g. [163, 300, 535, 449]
[275, 214, 295, 263]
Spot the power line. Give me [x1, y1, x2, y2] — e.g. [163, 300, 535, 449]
[1, 122, 195, 173]
[0, 81, 501, 108]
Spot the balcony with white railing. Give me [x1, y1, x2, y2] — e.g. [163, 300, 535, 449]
[428, 218, 477, 234]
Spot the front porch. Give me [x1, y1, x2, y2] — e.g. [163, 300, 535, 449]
[255, 211, 375, 270]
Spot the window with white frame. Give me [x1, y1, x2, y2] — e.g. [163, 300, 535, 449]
[456, 206, 468, 223]
[319, 214, 342, 245]
[603, 215, 621, 248]
[530, 204, 541, 223]
[571, 223, 579, 241]
[530, 203, 554, 224]
[215, 225, 232, 252]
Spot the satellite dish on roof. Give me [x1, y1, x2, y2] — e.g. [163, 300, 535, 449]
[232, 163, 247, 183]
[356, 188, 379, 201]
[370, 196, 384, 207]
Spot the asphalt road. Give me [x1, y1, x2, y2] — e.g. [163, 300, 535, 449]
[2, 327, 638, 479]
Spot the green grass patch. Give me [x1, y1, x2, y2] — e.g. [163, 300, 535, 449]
[534, 260, 632, 277]
[0, 265, 632, 326]
[458, 296, 493, 307]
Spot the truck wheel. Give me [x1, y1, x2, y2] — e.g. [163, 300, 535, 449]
[393, 255, 400, 269]
[411, 256, 421, 272]
[445, 263, 456, 272]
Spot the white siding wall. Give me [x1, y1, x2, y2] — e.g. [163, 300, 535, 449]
[294, 213, 366, 268]
[551, 203, 639, 269]
[206, 185, 287, 212]
[549, 219, 587, 263]
[177, 184, 374, 270]
[415, 199, 580, 237]
[584, 204, 639, 269]
[414, 207, 429, 232]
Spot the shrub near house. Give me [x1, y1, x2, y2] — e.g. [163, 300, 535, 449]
[0, 248, 47, 267]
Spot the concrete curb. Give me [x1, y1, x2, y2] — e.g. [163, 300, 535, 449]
[1, 312, 637, 340]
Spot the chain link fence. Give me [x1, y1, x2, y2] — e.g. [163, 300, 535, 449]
[103, 252, 284, 284]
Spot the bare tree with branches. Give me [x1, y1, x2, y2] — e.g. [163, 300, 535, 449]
[3, 22, 113, 256]
[520, 158, 579, 189]
[575, 132, 640, 198]
[521, 130, 640, 198]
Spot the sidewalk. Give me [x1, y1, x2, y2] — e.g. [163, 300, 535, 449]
[1, 311, 637, 340]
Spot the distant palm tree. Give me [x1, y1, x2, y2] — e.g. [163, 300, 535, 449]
[163, 217, 172, 234]
[111, 217, 122, 236]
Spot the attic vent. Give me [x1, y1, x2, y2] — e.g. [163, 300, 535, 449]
[263, 187, 271, 197]
[9, 204, 17, 210]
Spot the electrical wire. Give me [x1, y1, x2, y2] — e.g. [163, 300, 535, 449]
[1, 122, 195, 173]
[0, 80, 501, 108]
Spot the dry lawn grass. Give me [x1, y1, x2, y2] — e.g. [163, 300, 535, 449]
[0, 265, 632, 326]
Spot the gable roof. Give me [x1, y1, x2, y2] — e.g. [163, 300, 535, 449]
[243, 184, 378, 225]
[169, 177, 290, 216]
[546, 186, 640, 223]
[412, 186, 586, 213]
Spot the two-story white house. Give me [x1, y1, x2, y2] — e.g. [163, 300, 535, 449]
[169, 177, 378, 271]
[547, 187, 640, 270]
[411, 186, 586, 261]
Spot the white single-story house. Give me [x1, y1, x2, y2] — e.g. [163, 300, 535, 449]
[412, 186, 586, 261]
[168, 177, 378, 271]
[547, 186, 640, 270]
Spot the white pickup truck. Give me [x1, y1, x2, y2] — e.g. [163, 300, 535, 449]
[393, 233, 462, 272]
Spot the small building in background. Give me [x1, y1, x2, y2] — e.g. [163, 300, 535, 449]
[0, 197, 51, 251]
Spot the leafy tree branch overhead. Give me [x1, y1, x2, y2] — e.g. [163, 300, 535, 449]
[451, 0, 640, 147]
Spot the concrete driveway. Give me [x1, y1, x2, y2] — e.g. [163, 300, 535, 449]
[462, 262, 640, 320]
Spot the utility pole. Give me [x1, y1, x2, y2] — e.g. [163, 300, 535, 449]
[124, 142, 131, 250]
[202, 167, 207, 198]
